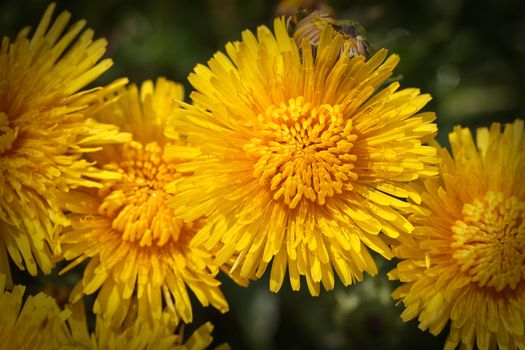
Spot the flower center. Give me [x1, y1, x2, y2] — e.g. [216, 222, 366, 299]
[98, 141, 196, 247]
[245, 97, 357, 209]
[0, 112, 18, 153]
[451, 191, 525, 291]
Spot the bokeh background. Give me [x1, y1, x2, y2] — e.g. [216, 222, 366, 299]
[1, 0, 524, 349]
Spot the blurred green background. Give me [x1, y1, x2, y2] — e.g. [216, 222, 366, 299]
[2, 0, 524, 349]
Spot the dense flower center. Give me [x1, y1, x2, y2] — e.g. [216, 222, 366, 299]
[0, 112, 18, 153]
[245, 97, 357, 209]
[451, 191, 525, 291]
[98, 141, 196, 247]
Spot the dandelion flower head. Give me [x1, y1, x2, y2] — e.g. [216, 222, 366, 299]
[60, 78, 230, 326]
[0, 273, 72, 349]
[0, 3, 129, 286]
[389, 119, 525, 350]
[0, 273, 217, 350]
[63, 302, 217, 350]
[167, 18, 439, 295]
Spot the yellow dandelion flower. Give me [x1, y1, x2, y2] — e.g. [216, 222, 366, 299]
[63, 302, 217, 350]
[0, 3, 130, 286]
[59, 78, 230, 326]
[167, 18, 438, 296]
[389, 119, 525, 350]
[0, 273, 217, 350]
[0, 274, 72, 349]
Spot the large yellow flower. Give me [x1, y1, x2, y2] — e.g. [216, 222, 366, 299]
[0, 274, 217, 350]
[167, 18, 438, 295]
[59, 78, 230, 326]
[0, 4, 129, 286]
[389, 120, 525, 350]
